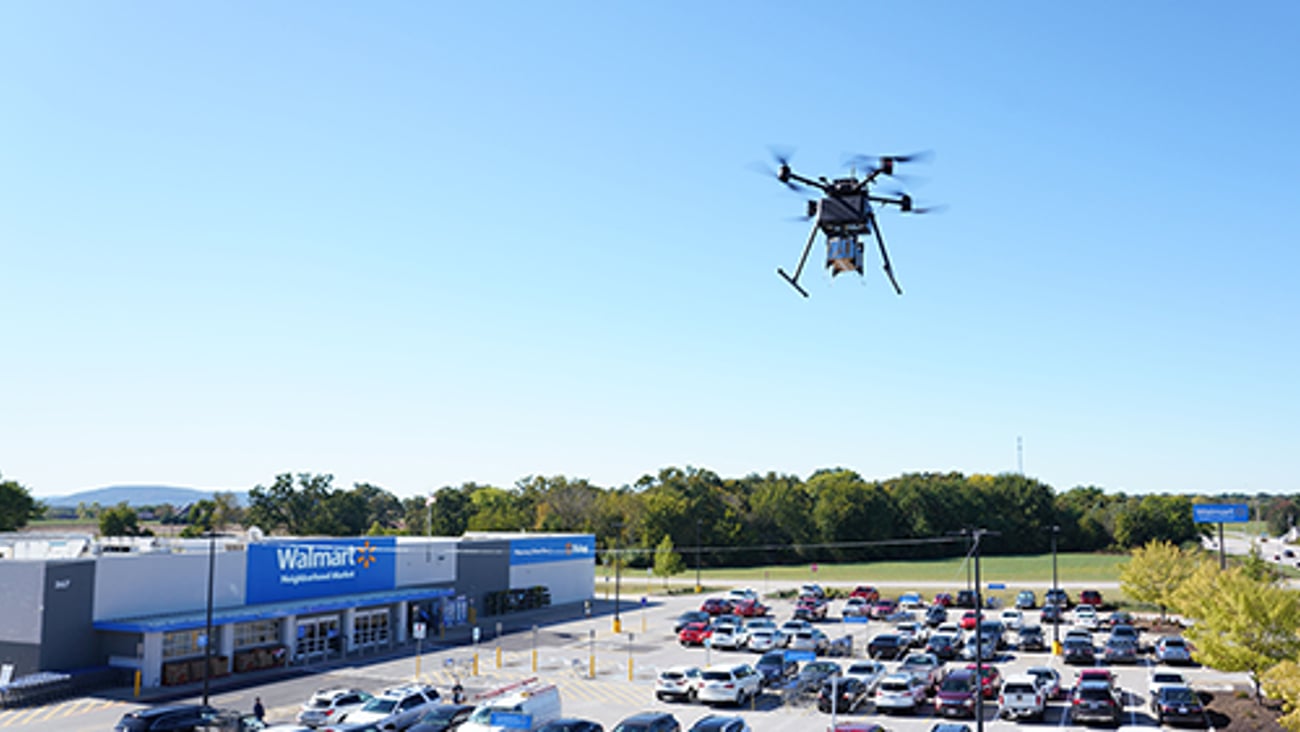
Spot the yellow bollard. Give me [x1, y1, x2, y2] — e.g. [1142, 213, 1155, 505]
[532, 648, 538, 673]
[1052, 640, 1063, 656]
[589, 654, 595, 679]
[613, 617, 622, 634]
[496, 646, 502, 669]
[628, 657, 634, 682]
[133, 670, 141, 698]
[473, 652, 479, 676]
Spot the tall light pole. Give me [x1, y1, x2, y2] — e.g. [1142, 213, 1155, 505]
[202, 531, 216, 706]
[952, 527, 999, 732]
[613, 522, 623, 634]
[1049, 524, 1060, 653]
[694, 519, 702, 594]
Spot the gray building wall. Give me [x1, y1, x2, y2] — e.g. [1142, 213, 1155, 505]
[455, 540, 509, 619]
[0, 561, 45, 677]
[39, 560, 97, 671]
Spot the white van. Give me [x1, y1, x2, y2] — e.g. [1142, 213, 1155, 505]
[459, 682, 561, 732]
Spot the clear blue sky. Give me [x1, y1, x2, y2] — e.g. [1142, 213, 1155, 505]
[3, 2, 1297, 499]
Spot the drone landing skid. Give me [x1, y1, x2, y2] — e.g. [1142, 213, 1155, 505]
[776, 268, 809, 298]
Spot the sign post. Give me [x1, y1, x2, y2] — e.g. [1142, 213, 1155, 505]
[472, 626, 481, 676]
[1194, 503, 1250, 570]
[413, 622, 427, 681]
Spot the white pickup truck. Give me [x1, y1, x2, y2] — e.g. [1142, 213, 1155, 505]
[998, 673, 1047, 721]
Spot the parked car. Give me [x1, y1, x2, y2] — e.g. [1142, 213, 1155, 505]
[612, 712, 680, 732]
[1044, 588, 1070, 608]
[407, 705, 476, 732]
[679, 622, 713, 647]
[1063, 637, 1095, 665]
[817, 677, 871, 713]
[1150, 685, 1207, 726]
[1148, 669, 1188, 701]
[779, 619, 811, 640]
[924, 605, 948, 628]
[344, 684, 441, 731]
[726, 588, 758, 603]
[298, 688, 374, 728]
[933, 592, 954, 607]
[850, 585, 881, 602]
[843, 660, 887, 694]
[1014, 590, 1037, 609]
[1102, 637, 1138, 664]
[955, 590, 978, 609]
[794, 661, 843, 695]
[1069, 681, 1122, 726]
[825, 634, 854, 658]
[998, 609, 1024, 631]
[115, 704, 218, 732]
[997, 674, 1046, 721]
[926, 632, 962, 661]
[746, 629, 780, 652]
[1079, 590, 1104, 608]
[1154, 636, 1195, 665]
[685, 715, 748, 732]
[732, 599, 769, 618]
[934, 669, 979, 718]
[874, 673, 929, 714]
[1108, 624, 1139, 645]
[697, 664, 762, 706]
[755, 650, 799, 687]
[656, 666, 703, 702]
[794, 598, 828, 622]
[896, 622, 926, 648]
[674, 611, 711, 633]
[898, 592, 925, 610]
[710, 625, 748, 651]
[841, 597, 871, 619]
[1103, 610, 1134, 628]
[789, 629, 830, 655]
[964, 663, 1001, 699]
[1025, 665, 1063, 700]
[799, 583, 826, 599]
[1072, 605, 1100, 630]
[898, 652, 944, 690]
[701, 598, 734, 616]
[1040, 604, 1065, 624]
[1018, 625, 1046, 652]
[958, 611, 978, 630]
[535, 720, 603, 732]
[871, 598, 899, 619]
[868, 633, 907, 660]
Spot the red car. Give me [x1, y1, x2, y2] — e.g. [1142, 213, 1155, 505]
[1079, 590, 1104, 608]
[850, 585, 881, 602]
[965, 663, 1002, 698]
[700, 597, 734, 615]
[933, 592, 954, 607]
[1075, 668, 1116, 688]
[733, 599, 769, 617]
[959, 610, 979, 630]
[678, 621, 713, 646]
[871, 598, 898, 618]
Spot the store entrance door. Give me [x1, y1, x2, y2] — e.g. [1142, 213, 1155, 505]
[295, 615, 341, 661]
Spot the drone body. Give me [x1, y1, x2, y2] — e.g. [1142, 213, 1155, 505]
[768, 152, 935, 298]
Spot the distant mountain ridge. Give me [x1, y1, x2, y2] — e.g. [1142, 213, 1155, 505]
[43, 485, 249, 508]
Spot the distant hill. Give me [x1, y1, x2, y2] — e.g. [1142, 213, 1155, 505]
[43, 485, 249, 508]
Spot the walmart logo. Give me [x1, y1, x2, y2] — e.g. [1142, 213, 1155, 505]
[355, 540, 377, 569]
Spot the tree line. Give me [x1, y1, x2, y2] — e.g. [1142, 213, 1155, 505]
[4, 468, 1294, 566]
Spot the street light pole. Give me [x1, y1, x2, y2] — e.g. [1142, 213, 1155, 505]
[613, 522, 623, 634]
[202, 531, 216, 706]
[1049, 524, 1060, 653]
[695, 519, 702, 594]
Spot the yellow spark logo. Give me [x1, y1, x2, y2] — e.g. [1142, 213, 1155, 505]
[355, 540, 377, 569]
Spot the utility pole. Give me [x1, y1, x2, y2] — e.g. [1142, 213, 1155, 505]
[202, 531, 216, 707]
[951, 527, 1000, 732]
[694, 519, 702, 593]
[1049, 524, 1061, 654]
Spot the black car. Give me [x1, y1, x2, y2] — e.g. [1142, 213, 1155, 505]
[686, 715, 748, 732]
[925, 634, 961, 660]
[1063, 637, 1095, 665]
[868, 633, 907, 660]
[755, 650, 799, 686]
[795, 660, 843, 695]
[955, 590, 978, 609]
[538, 719, 605, 732]
[1018, 625, 1046, 652]
[1044, 588, 1070, 608]
[1151, 686, 1207, 726]
[817, 677, 870, 713]
[408, 704, 476, 732]
[925, 605, 948, 627]
[1040, 604, 1065, 624]
[612, 712, 681, 732]
[115, 705, 218, 732]
[674, 610, 711, 633]
[1069, 681, 1122, 726]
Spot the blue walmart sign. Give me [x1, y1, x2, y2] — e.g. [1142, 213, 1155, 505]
[510, 535, 595, 566]
[247, 538, 396, 604]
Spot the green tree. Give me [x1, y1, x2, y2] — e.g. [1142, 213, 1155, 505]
[653, 534, 685, 586]
[0, 475, 44, 531]
[1118, 539, 1202, 620]
[245, 473, 338, 535]
[1262, 661, 1300, 732]
[1114, 494, 1197, 548]
[1175, 563, 1300, 697]
[99, 502, 148, 537]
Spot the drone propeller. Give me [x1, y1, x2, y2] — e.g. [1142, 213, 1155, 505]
[844, 150, 934, 177]
[878, 188, 945, 215]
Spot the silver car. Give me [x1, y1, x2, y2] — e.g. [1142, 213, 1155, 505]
[296, 687, 373, 728]
[1154, 635, 1194, 665]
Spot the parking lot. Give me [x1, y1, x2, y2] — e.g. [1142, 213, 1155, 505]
[0, 583, 1247, 732]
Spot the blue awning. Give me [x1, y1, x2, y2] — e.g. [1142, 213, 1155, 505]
[94, 585, 455, 634]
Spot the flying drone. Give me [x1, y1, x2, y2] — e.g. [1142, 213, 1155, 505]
[763, 150, 938, 297]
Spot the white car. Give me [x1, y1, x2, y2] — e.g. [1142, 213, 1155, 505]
[789, 629, 829, 655]
[1149, 669, 1188, 700]
[842, 597, 871, 618]
[711, 625, 749, 651]
[1025, 665, 1063, 699]
[779, 620, 810, 645]
[1072, 605, 1099, 630]
[656, 665, 703, 702]
[343, 684, 440, 730]
[697, 663, 762, 706]
[747, 629, 779, 652]
[896, 621, 927, 647]
[296, 687, 373, 728]
[896, 651, 943, 689]
[874, 672, 929, 713]
[745, 618, 777, 633]
[999, 608, 1024, 630]
[844, 659, 887, 693]
[727, 588, 759, 603]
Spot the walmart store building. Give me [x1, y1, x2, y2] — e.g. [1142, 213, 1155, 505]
[0, 532, 594, 689]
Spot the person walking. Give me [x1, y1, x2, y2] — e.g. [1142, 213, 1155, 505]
[253, 697, 265, 722]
